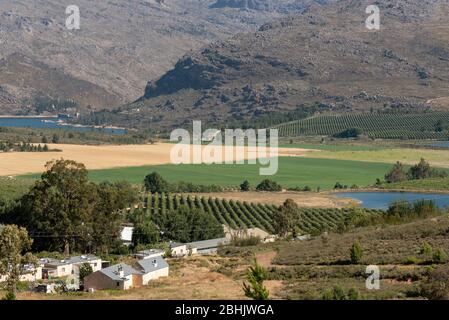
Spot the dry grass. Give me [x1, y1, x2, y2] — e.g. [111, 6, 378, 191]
[0, 143, 317, 176]
[13, 255, 288, 300]
[187, 191, 354, 208]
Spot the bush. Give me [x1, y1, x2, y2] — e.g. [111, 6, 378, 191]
[433, 249, 448, 264]
[421, 266, 449, 300]
[385, 162, 407, 183]
[408, 158, 447, 180]
[350, 241, 363, 264]
[404, 256, 421, 265]
[322, 285, 359, 300]
[334, 182, 347, 189]
[240, 180, 251, 192]
[144, 172, 169, 193]
[231, 236, 261, 247]
[333, 128, 362, 139]
[420, 242, 433, 258]
[256, 179, 282, 192]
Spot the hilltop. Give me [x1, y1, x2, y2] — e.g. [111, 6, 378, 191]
[0, 0, 322, 114]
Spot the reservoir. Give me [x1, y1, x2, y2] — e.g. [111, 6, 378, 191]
[334, 191, 449, 210]
[0, 117, 126, 135]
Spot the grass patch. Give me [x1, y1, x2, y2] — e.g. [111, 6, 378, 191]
[380, 178, 449, 192]
[312, 148, 449, 168]
[19, 157, 393, 190]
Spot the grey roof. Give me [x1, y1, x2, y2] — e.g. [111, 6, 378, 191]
[43, 255, 101, 267]
[99, 263, 142, 281]
[137, 249, 164, 256]
[186, 238, 229, 250]
[169, 242, 185, 249]
[136, 256, 169, 274]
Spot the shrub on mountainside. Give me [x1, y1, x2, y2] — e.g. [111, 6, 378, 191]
[350, 241, 363, 264]
[385, 200, 439, 223]
[421, 266, 449, 300]
[433, 249, 448, 264]
[256, 179, 282, 192]
[322, 286, 360, 300]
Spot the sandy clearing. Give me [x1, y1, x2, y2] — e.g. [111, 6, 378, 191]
[256, 251, 278, 268]
[0, 143, 317, 176]
[187, 191, 355, 208]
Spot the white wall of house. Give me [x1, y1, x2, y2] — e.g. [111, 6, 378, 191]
[0, 267, 43, 283]
[73, 259, 102, 273]
[141, 267, 169, 285]
[171, 245, 187, 257]
[46, 264, 73, 278]
[121, 276, 135, 290]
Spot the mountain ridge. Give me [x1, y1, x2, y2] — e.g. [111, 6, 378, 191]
[85, 0, 449, 130]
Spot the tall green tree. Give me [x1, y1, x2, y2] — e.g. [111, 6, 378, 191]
[272, 199, 299, 237]
[242, 259, 270, 300]
[132, 220, 160, 247]
[90, 182, 137, 254]
[159, 206, 223, 243]
[16, 160, 137, 254]
[0, 225, 37, 300]
[19, 160, 95, 254]
[144, 172, 170, 193]
[79, 263, 93, 285]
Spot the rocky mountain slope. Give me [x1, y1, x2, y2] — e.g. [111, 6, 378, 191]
[0, 0, 324, 114]
[89, 0, 449, 130]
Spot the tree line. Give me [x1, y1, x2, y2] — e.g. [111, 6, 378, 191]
[384, 158, 447, 184]
[2, 160, 138, 255]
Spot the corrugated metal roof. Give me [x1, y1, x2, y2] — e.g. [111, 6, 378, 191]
[99, 263, 142, 281]
[136, 256, 169, 273]
[186, 237, 229, 250]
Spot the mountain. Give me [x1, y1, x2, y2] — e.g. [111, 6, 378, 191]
[0, 0, 313, 114]
[87, 0, 449, 130]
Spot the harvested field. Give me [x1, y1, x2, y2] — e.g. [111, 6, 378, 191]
[0, 143, 317, 176]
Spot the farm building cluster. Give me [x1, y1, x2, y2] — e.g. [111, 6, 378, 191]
[0, 233, 261, 293]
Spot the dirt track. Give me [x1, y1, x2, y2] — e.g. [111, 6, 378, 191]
[0, 143, 317, 176]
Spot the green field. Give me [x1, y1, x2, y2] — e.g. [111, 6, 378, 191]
[20, 157, 393, 190]
[279, 143, 387, 151]
[0, 178, 33, 204]
[274, 112, 449, 139]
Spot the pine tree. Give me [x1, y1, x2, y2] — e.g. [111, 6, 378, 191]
[242, 259, 270, 300]
[350, 241, 363, 264]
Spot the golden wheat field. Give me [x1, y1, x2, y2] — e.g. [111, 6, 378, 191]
[0, 143, 317, 176]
